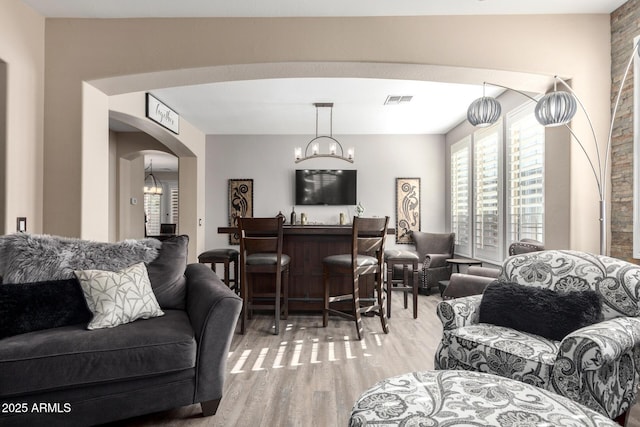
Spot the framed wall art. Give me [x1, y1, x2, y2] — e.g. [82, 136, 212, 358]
[228, 179, 253, 244]
[396, 177, 421, 244]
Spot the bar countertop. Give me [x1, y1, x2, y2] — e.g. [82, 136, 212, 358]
[218, 225, 395, 235]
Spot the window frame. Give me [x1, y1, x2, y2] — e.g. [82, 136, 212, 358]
[472, 119, 504, 263]
[450, 136, 472, 257]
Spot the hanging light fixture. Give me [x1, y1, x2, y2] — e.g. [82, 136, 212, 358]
[466, 83, 502, 127]
[294, 103, 354, 163]
[144, 159, 163, 195]
[534, 79, 577, 127]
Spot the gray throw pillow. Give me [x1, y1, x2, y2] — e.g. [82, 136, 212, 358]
[146, 235, 189, 309]
[0, 233, 160, 284]
[75, 262, 164, 330]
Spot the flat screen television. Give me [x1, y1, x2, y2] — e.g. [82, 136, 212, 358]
[295, 169, 357, 206]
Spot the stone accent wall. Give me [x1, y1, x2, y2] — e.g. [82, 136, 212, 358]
[610, 0, 639, 260]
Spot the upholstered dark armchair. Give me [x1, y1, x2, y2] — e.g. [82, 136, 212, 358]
[409, 231, 455, 295]
[441, 239, 544, 299]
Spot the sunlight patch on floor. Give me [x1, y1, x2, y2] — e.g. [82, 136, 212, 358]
[228, 330, 383, 374]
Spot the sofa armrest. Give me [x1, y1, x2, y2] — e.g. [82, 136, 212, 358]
[550, 317, 640, 418]
[436, 295, 482, 332]
[467, 266, 500, 278]
[185, 263, 242, 404]
[558, 317, 640, 369]
[442, 273, 496, 299]
[423, 253, 450, 268]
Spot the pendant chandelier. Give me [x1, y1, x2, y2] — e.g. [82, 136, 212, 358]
[294, 103, 354, 163]
[144, 159, 163, 195]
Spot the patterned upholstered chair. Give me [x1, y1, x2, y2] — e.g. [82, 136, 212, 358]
[435, 250, 640, 421]
[409, 231, 455, 295]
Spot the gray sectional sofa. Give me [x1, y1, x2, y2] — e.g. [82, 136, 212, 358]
[0, 233, 242, 426]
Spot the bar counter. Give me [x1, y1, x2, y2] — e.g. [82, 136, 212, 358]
[218, 225, 395, 311]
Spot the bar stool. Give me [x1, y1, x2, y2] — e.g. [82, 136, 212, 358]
[323, 216, 390, 340]
[198, 248, 239, 294]
[238, 216, 290, 335]
[384, 249, 419, 319]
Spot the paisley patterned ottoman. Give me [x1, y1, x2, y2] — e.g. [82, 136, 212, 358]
[350, 370, 618, 426]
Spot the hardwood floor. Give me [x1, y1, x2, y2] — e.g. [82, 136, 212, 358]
[110, 294, 640, 427]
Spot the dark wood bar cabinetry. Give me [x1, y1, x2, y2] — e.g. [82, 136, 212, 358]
[218, 225, 395, 312]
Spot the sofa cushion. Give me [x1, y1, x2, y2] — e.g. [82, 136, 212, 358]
[0, 310, 196, 397]
[146, 235, 188, 309]
[479, 281, 602, 341]
[0, 233, 160, 284]
[75, 262, 164, 330]
[449, 323, 560, 389]
[0, 278, 91, 339]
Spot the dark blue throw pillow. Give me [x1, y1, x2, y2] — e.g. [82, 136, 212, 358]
[0, 278, 91, 339]
[479, 281, 603, 341]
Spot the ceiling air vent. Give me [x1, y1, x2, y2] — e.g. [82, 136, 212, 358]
[384, 95, 413, 105]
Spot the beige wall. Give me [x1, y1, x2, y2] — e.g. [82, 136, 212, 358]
[0, 0, 44, 235]
[41, 15, 613, 254]
[109, 92, 205, 259]
[0, 10, 612, 252]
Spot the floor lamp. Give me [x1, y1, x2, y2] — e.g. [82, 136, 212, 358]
[466, 39, 640, 256]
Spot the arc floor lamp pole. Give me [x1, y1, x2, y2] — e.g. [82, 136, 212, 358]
[467, 38, 640, 255]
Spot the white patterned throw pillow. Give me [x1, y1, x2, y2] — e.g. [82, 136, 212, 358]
[74, 262, 164, 330]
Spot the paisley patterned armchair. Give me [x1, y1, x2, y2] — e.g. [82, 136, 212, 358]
[435, 250, 640, 420]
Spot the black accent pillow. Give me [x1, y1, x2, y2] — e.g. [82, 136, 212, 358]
[146, 235, 188, 310]
[0, 278, 91, 339]
[479, 281, 603, 341]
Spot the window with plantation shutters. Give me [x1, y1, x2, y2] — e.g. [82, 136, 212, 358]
[170, 185, 179, 228]
[450, 103, 545, 260]
[473, 120, 503, 263]
[506, 103, 544, 244]
[451, 137, 472, 257]
[144, 194, 161, 236]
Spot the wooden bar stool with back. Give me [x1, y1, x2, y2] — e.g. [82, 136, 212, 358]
[322, 216, 390, 340]
[238, 216, 290, 335]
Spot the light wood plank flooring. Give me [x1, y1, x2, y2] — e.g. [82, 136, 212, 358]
[109, 294, 640, 427]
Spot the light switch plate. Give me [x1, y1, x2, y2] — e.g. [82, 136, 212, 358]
[17, 217, 26, 232]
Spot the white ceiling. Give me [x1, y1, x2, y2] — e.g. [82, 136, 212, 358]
[26, 0, 626, 137]
[151, 78, 505, 135]
[145, 152, 178, 173]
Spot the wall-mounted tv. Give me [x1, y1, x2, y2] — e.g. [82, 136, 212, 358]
[295, 169, 357, 206]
